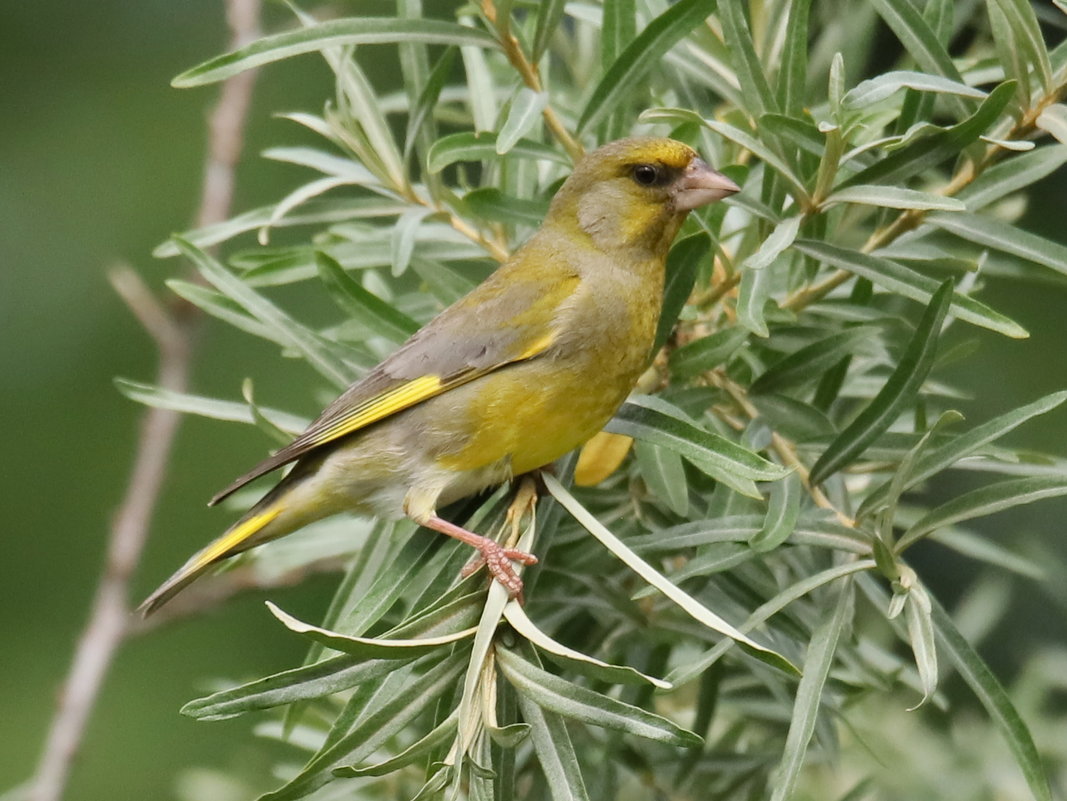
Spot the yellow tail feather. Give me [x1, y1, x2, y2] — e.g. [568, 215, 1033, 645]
[138, 505, 284, 617]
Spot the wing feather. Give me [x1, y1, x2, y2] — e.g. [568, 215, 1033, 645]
[209, 263, 578, 506]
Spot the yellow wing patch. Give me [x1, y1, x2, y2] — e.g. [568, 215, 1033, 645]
[307, 374, 444, 448]
[189, 506, 283, 574]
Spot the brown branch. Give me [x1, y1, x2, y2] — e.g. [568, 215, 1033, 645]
[28, 4, 261, 801]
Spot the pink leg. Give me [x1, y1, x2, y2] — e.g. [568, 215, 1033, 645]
[420, 514, 538, 598]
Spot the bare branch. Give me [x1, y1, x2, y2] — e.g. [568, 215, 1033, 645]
[28, 3, 262, 800]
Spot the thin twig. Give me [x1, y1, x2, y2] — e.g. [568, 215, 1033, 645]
[28, 4, 261, 801]
[480, 0, 584, 162]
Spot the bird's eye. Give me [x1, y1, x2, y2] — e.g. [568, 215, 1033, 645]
[632, 164, 661, 186]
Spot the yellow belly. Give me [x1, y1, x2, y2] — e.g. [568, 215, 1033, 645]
[433, 362, 624, 475]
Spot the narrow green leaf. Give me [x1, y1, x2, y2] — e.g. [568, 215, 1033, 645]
[824, 185, 966, 211]
[460, 16, 496, 133]
[777, 0, 812, 115]
[750, 327, 882, 396]
[840, 82, 1015, 188]
[333, 54, 406, 190]
[602, 0, 636, 70]
[930, 597, 1053, 801]
[955, 145, 1067, 210]
[751, 393, 837, 441]
[166, 280, 285, 344]
[402, 46, 456, 164]
[989, 0, 1053, 93]
[514, 694, 591, 801]
[769, 579, 853, 801]
[743, 215, 802, 271]
[410, 256, 478, 304]
[502, 601, 671, 688]
[261, 145, 374, 178]
[858, 391, 1067, 517]
[904, 581, 938, 708]
[427, 131, 567, 173]
[608, 396, 789, 500]
[258, 655, 465, 801]
[809, 282, 952, 486]
[793, 239, 1027, 338]
[666, 560, 874, 687]
[114, 378, 307, 434]
[153, 198, 405, 257]
[332, 712, 457, 777]
[669, 327, 749, 380]
[931, 527, 1045, 580]
[497, 88, 548, 154]
[316, 251, 419, 343]
[542, 474, 799, 675]
[654, 232, 710, 353]
[900, 475, 1067, 550]
[635, 440, 690, 516]
[926, 211, 1067, 279]
[737, 258, 772, 337]
[988, 0, 1033, 108]
[578, 0, 713, 132]
[464, 188, 548, 227]
[751, 474, 801, 552]
[720, 0, 778, 118]
[181, 653, 415, 720]
[174, 238, 356, 387]
[1035, 104, 1067, 144]
[390, 206, 434, 276]
[759, 114, 826, 159]
[842, 70, 986, 108]
[240, 379, 293, 445]
[266, 602, 476, 658]
[173, 18, 500, 87]
[497, 646, 700, 746]
[531, 0, 567, 62]
[868, 0, 972, 118]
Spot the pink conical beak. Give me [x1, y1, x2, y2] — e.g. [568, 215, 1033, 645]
[673, 157, 741, 211]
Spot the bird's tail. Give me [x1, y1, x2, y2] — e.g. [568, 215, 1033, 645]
[138, 497, 287, 617]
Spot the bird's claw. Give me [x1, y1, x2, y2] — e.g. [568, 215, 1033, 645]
[461, 542, 538, 600]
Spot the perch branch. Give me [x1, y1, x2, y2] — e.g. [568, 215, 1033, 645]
[28, 3, 261, 801]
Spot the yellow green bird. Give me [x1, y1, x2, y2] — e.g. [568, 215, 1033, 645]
[140, 137, 739, 615]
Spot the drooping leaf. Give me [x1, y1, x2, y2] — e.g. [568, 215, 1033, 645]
[899, 475, 1067, 550]
[809, 281, 952, 486]
[793, 240, 1027, 338]
[497, 646, 700, 746]
[542, 474, 799, 674]
[608, 396, 789, 499]
[857, 391, 1067, 518]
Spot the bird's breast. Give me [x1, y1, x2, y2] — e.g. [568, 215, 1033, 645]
[428, 256, 663, 476]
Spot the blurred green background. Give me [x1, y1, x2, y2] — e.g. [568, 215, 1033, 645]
[3, 3, 1066, 800]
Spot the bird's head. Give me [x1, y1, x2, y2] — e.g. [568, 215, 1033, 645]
[547, 137, 740, 255]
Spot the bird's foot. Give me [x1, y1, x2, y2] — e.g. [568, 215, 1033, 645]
[420, 514, 537, 599]
[460, 543, 538, 599]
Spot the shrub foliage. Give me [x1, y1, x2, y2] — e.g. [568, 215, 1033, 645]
[129, 1, 1067, 799]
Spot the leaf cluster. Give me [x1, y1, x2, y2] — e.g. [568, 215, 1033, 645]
[126, 2, 1067, 799]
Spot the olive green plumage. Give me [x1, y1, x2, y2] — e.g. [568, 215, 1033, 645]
[140, 137, 739, 615]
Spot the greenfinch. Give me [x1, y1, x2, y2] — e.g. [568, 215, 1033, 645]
[140, 137, 739, 615]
